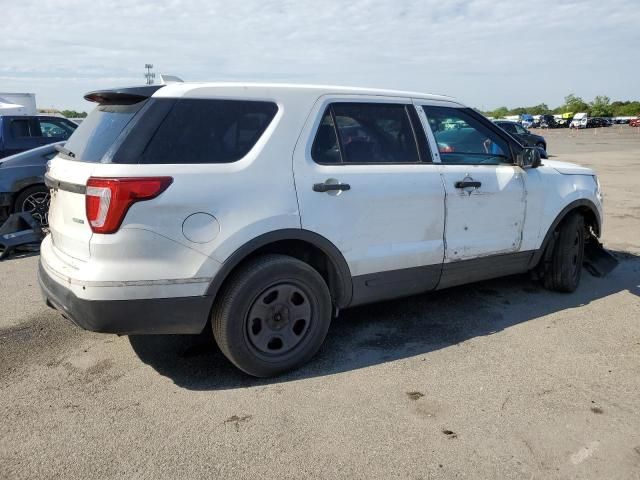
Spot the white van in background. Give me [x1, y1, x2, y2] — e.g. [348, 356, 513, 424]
[570, 112, 588, 129]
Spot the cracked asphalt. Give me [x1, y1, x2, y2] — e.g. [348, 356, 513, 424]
[1, 127, 639, 479]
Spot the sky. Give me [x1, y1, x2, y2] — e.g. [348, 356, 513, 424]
[1, 0, 639, 112]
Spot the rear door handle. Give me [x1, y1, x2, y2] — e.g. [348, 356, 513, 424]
[454, 180, 481, 189]
[313, 183, 351, 193]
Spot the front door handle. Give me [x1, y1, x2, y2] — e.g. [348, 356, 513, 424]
[454, 180, 481, 189]
[313, 182, 351, 193]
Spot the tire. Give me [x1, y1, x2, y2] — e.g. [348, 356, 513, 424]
[212, 254, 332, 377]
[14, 185, 50, 227]
[543, 214, 585, 293]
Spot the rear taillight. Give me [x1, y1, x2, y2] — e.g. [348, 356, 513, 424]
[85, 177, 173, 234]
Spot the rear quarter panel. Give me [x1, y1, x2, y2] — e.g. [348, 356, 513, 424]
[90, 88, 316, 279]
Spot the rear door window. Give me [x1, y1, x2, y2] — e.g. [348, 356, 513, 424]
[10, 119, 35, 138]
[311, 111, 341, 164]
[138, 99, 278, 164]
[311, 103, 421, 164]
[37, 118, 76, 139]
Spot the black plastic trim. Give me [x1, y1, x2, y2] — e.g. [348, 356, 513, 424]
[437, 251, 534, 290]
[313, 183, 350, 192]
[408, 105, 433, 163]
[44, 173, 86, 194]
[205, 229, 353, 308]
[38, 260, 212, 334]
[351, 263, 442, 306]
[84, 85, 164, 105]
[528, 199, 602, 269]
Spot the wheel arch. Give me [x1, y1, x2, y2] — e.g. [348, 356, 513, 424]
[529, 199, 601, 268]
[206, 229, 353, 309]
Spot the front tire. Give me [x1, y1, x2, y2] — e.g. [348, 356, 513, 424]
[212, 254, 332, 377]
[542, 214, 585, 292]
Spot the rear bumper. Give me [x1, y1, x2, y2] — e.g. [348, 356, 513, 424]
[38, 259, 213, 334]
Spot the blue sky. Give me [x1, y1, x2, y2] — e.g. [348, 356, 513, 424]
[1, 0, 639, 111]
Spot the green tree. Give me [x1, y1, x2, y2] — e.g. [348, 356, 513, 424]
[485, 106, 509, 118]
[562, 94, 589, 114]
[61, 110, 87, 118]
[611, 101, 640, 116]
[590, 96, 612, 117]
[529, 103, 551, 115]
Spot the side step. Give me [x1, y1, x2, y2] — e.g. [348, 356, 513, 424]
[0, 213, 44, 261]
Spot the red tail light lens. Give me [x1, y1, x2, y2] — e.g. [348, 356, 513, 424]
[85, 177, 173, 234]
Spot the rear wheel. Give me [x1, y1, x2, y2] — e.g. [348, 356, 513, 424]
[14, 185, 50, 227]
[542, 214, 585, 292]
[212, 254, 332, 377]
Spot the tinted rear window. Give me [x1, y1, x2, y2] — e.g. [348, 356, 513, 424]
[137, 99, 278, 164]
[63, 102, 146, 162]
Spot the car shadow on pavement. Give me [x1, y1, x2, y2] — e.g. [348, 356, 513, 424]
[128, 251, 639, 391]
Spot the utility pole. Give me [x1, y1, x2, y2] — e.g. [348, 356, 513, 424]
[144, 64, 155, 85]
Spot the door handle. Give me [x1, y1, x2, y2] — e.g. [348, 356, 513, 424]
[454, 180, 481, 189]
[313, 182, 351, 193]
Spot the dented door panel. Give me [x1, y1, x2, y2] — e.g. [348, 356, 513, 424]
[439, 164, 526, 261]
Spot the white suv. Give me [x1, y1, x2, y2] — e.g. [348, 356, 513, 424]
[39, 83, 607, 377]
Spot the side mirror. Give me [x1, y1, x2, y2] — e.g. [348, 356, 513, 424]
[516, 146, 541, 169]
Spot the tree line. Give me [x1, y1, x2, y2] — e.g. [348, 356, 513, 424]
[483, 94, 640, 118]
[60, 110, 88, 118]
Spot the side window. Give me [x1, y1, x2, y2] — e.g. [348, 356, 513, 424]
[38, 119, 75, 139]
[333, 103, 419, 164]
[10, 119, 34, 138]
[422, 106, 511, 165]
[311, 110, 341, 164]
[140, 99, 278, 164]
[498, 122, 517, 134]
[514, 124, 527, 134]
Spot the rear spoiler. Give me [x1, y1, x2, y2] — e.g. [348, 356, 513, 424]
[83, 85, 164, 105]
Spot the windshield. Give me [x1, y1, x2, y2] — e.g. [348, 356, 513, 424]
[63, 101, 147, 162]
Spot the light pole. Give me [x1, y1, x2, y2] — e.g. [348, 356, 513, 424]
[144, 64, 156, 85]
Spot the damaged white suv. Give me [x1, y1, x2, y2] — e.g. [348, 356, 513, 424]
[39, 83, 613, 377]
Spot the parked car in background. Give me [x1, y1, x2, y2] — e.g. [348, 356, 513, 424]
[538, 114, 558, 128]
[588, 118, 611, 128]
[0, 142, 63, 226]
[494, 120, 548, 157]
[555, 112, 574, 128]
[520, 114, 534, 128]
[0, 115, 77, 159]
[628, 118, 640, 127]
[570, 113, 588, 129]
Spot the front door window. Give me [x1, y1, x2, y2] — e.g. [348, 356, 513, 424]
[422, 106, 510, 165]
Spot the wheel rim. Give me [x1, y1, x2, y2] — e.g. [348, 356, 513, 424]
[246, 282, 313, 356]
[21, 191, 50, 227]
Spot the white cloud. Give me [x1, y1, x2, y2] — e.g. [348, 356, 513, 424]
[1, 0, 639, 111]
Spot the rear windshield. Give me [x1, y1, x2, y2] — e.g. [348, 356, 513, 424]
[63, 102, 147, 162]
